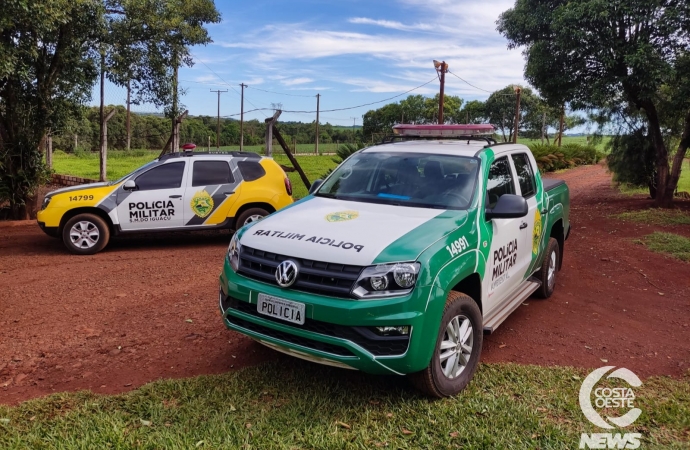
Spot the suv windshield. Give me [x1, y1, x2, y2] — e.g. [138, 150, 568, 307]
[316, 152, 479, 210]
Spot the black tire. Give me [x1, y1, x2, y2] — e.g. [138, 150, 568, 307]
[61, 213, 110, 255]
[408, 291, 483, 398]
[535, 237, 560, 299]
[234, 207, 269, 230]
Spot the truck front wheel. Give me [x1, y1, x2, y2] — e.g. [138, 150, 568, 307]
[535, 237, 560, 298]
[62, 213, 110, 255]
[408, 291, 483, 398]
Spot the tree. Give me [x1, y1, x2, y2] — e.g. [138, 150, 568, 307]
[0, 0, 220, 219]
[498, 1, 690, 206]
[0, 0, 104, 219]
[459, 100, 486, 124]
[484, 85, 540, 142]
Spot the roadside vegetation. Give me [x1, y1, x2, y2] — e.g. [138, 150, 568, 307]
[616, 209, 690, 227]
[638, 232, 690, 262]
[1, 362, 688, 449]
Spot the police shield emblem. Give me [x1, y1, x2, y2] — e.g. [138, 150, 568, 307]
[190, 190, 214, 218]
[325, 210, 359, 222]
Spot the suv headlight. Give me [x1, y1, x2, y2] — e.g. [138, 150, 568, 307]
[227, 234, 241, 271]
[41, 196, 52, 210]
[351, 262, 420, 299]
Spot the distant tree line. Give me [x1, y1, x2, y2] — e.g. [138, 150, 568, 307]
[362, 89, 584, 143]
[52, 106, 364, 151]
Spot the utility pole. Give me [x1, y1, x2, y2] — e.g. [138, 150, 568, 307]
[541, 111, 546, 144]
[315, 93, 320, 154]
[211, 89, 227, 149]
[513, 86, 522, 143]
[239, 83, 247, 151]
[99, 48, 106, 180]
[433, 60, 448, 124]
[126, 79, 131, 151]
[171, 50, 179, 152]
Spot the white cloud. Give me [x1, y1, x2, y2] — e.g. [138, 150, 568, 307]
[348, 17, 434, 32]
[281, 77, 314, 86]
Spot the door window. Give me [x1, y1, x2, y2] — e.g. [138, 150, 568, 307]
[486, 157, 515, 208]
[511, 153, 536, 198]
[237, 161, 266, 181]
[135, 162, 185, 191]
[192, 161, 234, 186]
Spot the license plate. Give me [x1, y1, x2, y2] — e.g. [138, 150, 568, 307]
[257, 293, 306, 325]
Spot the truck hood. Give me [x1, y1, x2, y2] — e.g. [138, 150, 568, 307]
[239, 196, 468, 266]
[47, 182, 111, 197]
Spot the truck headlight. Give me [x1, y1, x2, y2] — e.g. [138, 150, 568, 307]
[227, 234, 241, 271]
[351, 262, 420, 299]
[41, 196, 52, 210]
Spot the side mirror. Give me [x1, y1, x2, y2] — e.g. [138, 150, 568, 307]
[123, 179, 137, 191]
[485, 194, 528, 220]
[309, 179, 323, 195]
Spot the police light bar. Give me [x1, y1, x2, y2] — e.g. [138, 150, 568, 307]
[392, 124, 495, 137]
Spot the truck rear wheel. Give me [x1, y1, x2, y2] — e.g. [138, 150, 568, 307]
[535, 237, 559, 298]
[62, 213, 110, 255]
[408, 291, 483, 398]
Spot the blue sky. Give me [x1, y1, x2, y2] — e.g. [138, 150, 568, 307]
[100, 0, 526, 126]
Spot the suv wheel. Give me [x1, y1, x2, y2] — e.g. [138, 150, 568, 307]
[535, 237, 559, 298]
[235, 207, 269, 230]
[62, 213, 110, 255]
[408, 291, 483, 398]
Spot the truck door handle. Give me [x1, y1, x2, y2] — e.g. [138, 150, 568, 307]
[541, 209, 548, 215]
[519, 222, 528, 230]
[169, 195, 182, 199]
[223, 191, 235, 196]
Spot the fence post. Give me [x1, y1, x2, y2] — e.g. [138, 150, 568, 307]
[100, 108, 116, 182]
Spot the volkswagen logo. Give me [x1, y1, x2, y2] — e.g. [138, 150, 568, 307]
[275, 260, 299, 288]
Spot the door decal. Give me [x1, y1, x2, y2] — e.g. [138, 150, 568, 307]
[532, 209, 542, 255]
[190, 190, 214, 218]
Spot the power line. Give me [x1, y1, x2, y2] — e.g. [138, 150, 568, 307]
[246, 85, 315, 98]
[447, 70, 496, 94]
[188, 52, 269, 117]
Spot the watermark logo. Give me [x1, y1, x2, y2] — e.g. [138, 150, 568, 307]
[579, 366, 643, 449]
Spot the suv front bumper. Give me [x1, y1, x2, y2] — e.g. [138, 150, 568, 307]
[219, 258, 442, 375]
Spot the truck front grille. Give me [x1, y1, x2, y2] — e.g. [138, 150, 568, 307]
[237, 245, 363, 298]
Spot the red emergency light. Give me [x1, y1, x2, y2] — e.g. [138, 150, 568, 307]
[392, 124, 495, 137]
[182, 143, 197, 150]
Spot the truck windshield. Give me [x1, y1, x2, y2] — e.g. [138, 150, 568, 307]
[316, 152, 479, 210]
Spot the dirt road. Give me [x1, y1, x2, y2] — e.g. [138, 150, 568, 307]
[1, 163, 689, 404]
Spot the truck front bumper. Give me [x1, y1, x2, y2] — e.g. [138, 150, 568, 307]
[219, 258, 440, 375]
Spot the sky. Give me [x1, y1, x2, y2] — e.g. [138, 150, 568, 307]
[99, 0, 527, 126]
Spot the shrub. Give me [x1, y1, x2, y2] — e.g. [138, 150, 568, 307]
[527, 143, 603, 172]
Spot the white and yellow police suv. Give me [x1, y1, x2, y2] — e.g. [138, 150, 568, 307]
[37, 151, 293, 254]
[220, 124, 571, 397]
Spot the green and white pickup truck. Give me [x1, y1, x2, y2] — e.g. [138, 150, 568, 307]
[219, 124, 570, 397]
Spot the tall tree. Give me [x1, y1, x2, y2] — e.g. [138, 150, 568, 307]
[0, 0, 220, 219]
[498, 0, 690, 206]
[484, 85, 540, 142]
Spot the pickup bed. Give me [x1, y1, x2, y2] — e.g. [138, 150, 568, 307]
[219, 132, 570, 397]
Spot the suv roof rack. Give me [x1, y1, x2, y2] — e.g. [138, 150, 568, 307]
[159, 151, 261, 160]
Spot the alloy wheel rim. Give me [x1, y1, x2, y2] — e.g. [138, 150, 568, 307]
[439, 314, 473, 379]
[245, 214, 263, 225]
[69, 221, 99, 249]
[547, 250, 556, 290]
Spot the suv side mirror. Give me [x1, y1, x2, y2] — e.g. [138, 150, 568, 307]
[485, 194, 528, 220]
[309, 179, 323, 195]
[123, 179, 137, 191]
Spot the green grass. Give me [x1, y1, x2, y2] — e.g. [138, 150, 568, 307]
[639, 232, 690, 261]
[617, 159, 690, 196]
[615, 209, 690, 226]
[1, 362, 688, 449]
[51, 151, 339, 199]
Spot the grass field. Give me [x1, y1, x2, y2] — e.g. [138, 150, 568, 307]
[615, 209, 690, 226]
[1, 361, 688, 448]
